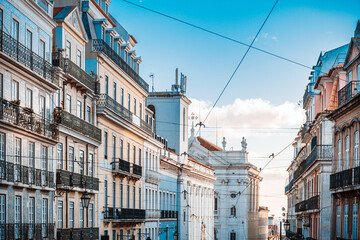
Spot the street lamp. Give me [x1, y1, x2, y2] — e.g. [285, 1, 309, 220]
[284, 219, 290, 231]
[81, 191, 91, 208]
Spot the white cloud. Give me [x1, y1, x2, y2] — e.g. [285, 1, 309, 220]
[262, 32, 269, 39]
[271, 36, 277, 40]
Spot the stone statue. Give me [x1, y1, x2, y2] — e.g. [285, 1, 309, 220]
[241, 137, 247, 151]
[201, 223, 207, 240]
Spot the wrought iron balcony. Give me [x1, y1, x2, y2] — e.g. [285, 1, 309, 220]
[103, 207, 146, 222]
[57, 227, 99, 240]
[132, 163, 142, 176]
[91, 39, 149, 92]
[52, 52, 98, 93]
[330, 166, 360, 190]
[0, 223, 55, 240]
[160, 210, 178, 219]
[111, 159, 142, 179]
[338, 81, 360, 107]
[0, 160, 54, 188]
[54, 108, 101, 142]
[145, 169, 160, 184]
[0, 30, 58, 85]
[97, 94, 133, 122]
[56, 169, 99, 191]
[112, 159, 131, 173]
[295, 195, 319, 212]
[0, 98, 58, 140]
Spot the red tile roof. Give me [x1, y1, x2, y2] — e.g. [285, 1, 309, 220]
[197, 136, 222, 151]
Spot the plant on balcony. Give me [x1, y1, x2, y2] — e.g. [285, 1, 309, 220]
[53, 107, 62, 123]
[23, 107, 34, 113]
[10, 99, 20, 106]
[34, 120, 43, 134]
[50, 123, 59, 140]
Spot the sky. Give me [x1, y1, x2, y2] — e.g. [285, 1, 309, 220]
[110, 0, 360, 217]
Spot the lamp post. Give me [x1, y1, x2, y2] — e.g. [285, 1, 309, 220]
[284, 219, 290, 231]
[81, 191, 91, 227]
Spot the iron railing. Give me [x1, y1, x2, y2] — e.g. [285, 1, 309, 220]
[0, 98, 58, 140]
[160, 210, 178, 219]
[295, 195, 319, 212]
[52, 52, 97, 92]
[97, 94, 132, 122]
[140, 118, 153, 135]
[57, 227, 99, 240]
[112, 159, 131, 173]
[56, 169, 99, 191]
[0, 223, 55, 240]
[330, 166, 360, 190]
[132, 163, 142, 176]
[0, 30, 58, 85]
[103, 207, 146, 220]
[91, 39, 149, 92]
[0, 160, 54, 188]
[338, 81, 360, 107]
[54, 108, 101, 142]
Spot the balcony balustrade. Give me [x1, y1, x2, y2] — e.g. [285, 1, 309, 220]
[103, 207, 145, 222]
[293, 145, 331, 183]
[330, 166, 360, 190]
[0, 30, 58, 85]
[145, 209, 161, 219]
[338, 81, 360, 107]
[54, 108, 101, 142]
[52, 52, 98, 93]
[0, 160, 54, 188]
[56, 169, 99, 191]
[295, 195, 319, 213]
[132, 163, 142, 176]
[0, 98, 58, 140]
[160, 210, 178, 219]
[111, 159, 142, 179]
[57, 227, 99, 240]
[91, 39, 149, 92]
[0, 223, 54, 240]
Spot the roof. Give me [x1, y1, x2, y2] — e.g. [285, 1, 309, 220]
[53, 6, 76, 20]
[197, 136, 222, 151]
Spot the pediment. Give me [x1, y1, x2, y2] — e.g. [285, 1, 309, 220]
[344, 38, 360, 68]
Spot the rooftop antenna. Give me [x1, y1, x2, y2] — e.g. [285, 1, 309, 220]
[149, 73, 155, 92]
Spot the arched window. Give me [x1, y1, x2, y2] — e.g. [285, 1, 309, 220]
[230, 206, 236, 217]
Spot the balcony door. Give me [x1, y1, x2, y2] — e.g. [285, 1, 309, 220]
[14, 138, 21, 182]
[42, 199, 48, 238]
[41, 146, 48, 186]
[14, 196, 21, 239]
[0, 195, 5, 239]
[28, 142, 35, 184]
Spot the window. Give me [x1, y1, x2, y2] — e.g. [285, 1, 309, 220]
[128, 93, 131, 110]
[29, 142, 35, 183]
[336, 205, 341, 237]
[0, 74, 3, 98]
[79, 150, 84, 174]
[138, 148, 142, 166]
[113, 82, 117, 101]
[87, 106, 91, 123]
[120, 183, 123, 208]
[26, 30, 33, 50]
[0, 133, 5, 179]
[69, 201, 74, 228]
[0, 9, 3, 31]
[89, 203, 94, 227]
[355, 131, 359, 168]
[183, 210, 186, 223]
[139, 103, 142, 119]
[127, 143, 130, 161]
[345, 135, 350, 170]
[104, 132, 108, 160]
[89, 153, 94, 177]
[26, 88, 33, 108]
[12, 81, 19, 101]
[127, 184, 130, 208]
[14, 138, 21, 182]
[39, 96, 45, 118]
[66, 94, 72, 113]
[80, 203, 84, 228]
[353, 204, 358, 239]
[230, 232, 236, 240]
[69, 146, 74, 172]
[347, 71, 353, 83]
[214, 197, 218, 212]
[58, 201, 63, 228]
[134, 98, 137, 115]
[337, 139, 342, 172]
[29, 197, 35, 226]
[104, 180, 108, 209]
[121, 88, 124, 106]
[66, 41, 71, 59]
[113, 181, 116, 208]
[133, 146, 136, 163]
[133, 185, 136, 208]
[113, 136, 116, 162]
[139, 187, 142, 209]
[77, 49, 82, 67]
[12, 19, 19, 41]
[112, 230, 116, 240]
[0, 195, 4, 228]
[105, 76, 109, 95]
[120, 139, 124, 160]
[15, 196, 21, 225]
[344, 204, 349, 238]
[77, 100, 82, 118]
[230, 206, 236, 217]
[39, 40, 45, 59]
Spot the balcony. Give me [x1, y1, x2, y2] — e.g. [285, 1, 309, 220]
[338, 81, 360, 107]
[0, 30, 58, 85]
[160, 210, 178, 219]
[52, 52, 98, 93]
[146, 209, 161, 219]
[91, 39, 149, 92]
[103, 207, 145, 223]
[0, 98, 58, 140]
[285, 179, 294, 193]
[0, 223, 55, 240]
[295, 195, 319, 213]
[293, 145, 331, 182]
[54, 108, 101, 142]
[57, 228, 99, 240]
[0, 160, 54, 189]
[145, 169, 160, 184]
[111, 160, 142, 180]
[330, 166, 360, 190]
[56, 169, 99, 191]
